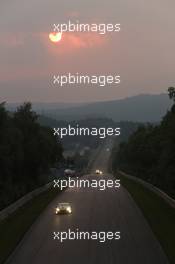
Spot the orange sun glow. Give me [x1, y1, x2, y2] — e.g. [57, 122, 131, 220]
[49, 32, 62, 43]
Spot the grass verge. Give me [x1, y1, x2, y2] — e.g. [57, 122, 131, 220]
[0, 188, 61, 264]
[118, 172, 175, 264]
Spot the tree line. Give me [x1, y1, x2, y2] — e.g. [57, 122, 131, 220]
[39, 116, 140, 149]
[0, 102, 63, 210]
[112, 87, 175, 198]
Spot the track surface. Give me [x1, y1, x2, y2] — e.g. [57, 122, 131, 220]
[6, 141, 169, 264]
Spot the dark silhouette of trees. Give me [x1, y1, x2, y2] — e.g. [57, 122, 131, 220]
[0, 103, 63, 210]
[168, 87, 175, 102]
[113, 89, 175, 198]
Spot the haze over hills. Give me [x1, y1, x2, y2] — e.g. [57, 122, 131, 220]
[6, 102, 85, 111]
[7, 94, 172, 122]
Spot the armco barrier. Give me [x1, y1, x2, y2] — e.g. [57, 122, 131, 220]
[0, 182, 52, 221]
[118, 170, 175, 209]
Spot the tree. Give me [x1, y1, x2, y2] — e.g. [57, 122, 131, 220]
[0, 102, 63, 210]
[168, 87, 175, 102]
[113, 88, 175, 197]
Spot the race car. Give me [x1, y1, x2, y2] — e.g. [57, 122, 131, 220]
[55, 203, 72, 214]
[95, 169, 103, 175]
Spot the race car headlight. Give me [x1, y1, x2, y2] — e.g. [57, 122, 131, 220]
[67, 207, 71, 213]
[56, 208, 60, 212]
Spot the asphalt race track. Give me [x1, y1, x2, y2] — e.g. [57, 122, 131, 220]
[6, 141, 169, 264]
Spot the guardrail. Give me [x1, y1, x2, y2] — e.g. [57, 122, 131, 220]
[0, 182, 52, 222]
[118, 170, 175, 209]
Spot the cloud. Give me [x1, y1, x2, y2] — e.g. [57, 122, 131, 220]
[41, 31, 108, 55]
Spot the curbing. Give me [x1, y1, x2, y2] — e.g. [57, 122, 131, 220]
[0, 182, 52, 221]
[118, 170, 175, 209]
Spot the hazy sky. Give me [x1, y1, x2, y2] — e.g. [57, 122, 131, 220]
[0, 0, 175, 103]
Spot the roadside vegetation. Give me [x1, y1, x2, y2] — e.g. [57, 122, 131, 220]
[0, 188, 61, 264]
[112, 87, 175, 198]
[118, 172, 175, 264]
[112, 87, 175, 263]
[0, 102, 63, 210]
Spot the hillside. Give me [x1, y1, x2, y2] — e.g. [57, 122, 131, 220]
[7, 94, 172, 122]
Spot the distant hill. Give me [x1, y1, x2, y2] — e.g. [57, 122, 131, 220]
[7, 94, 173, 122]
[6, 102, 84, 111]
[41, 94, 173, 122]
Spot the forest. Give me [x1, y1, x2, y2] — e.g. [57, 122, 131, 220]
[0, 102, 63, 210]
[112, 87, 175, 198]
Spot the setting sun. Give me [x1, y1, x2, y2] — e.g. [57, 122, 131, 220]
[49, 32, 62, 43]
